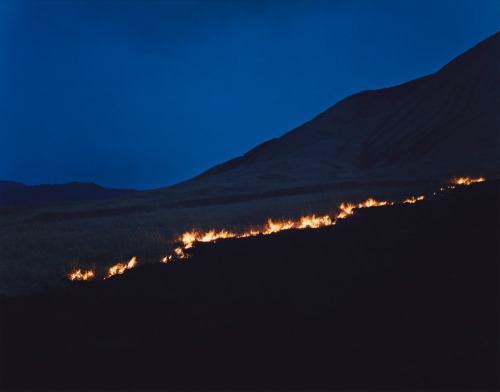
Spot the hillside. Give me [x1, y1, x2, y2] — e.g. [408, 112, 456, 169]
[0, 33, 498, 297]
[1, 180, 498, 390]
[158, 31, 499, 202]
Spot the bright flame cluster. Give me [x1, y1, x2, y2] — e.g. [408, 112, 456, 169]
[70, 257, 138, 281]
[174, 198, 393, 255]
[68, 176, 486, 281]
[403, 195, 425, 204]
[69, 269, 95, 281]
[180, 229, 235, 249]
[452, 177, 485, 185]
[106, 256, 137, 278]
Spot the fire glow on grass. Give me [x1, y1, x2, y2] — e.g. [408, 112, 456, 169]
[68, 177, 485, 281]
[452, 176, 485, 185]
[69, 269, 95, 281]
[70, 258, 137, 281]
[106, 256, 137, 278]
[403, 196, 425, 204]
[175, 198, 392, 253]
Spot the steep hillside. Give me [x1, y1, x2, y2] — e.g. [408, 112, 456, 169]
[183, 32, 499, 195]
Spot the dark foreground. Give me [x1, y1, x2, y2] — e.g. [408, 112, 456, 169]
[1, 181, 499, 391]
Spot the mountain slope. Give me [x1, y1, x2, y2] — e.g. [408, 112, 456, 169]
[189, 32, 499, 192]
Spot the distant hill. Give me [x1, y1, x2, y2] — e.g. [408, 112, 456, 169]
[170, 32, 500, 200]
[0, 180, 136, 207]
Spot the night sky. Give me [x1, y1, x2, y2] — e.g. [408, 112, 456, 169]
[1, 1, 499, 190]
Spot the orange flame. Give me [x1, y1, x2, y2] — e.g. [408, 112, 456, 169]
[357, 198, 390, 208]
[298, 214, 333, 229]
[337, 203, 355, 219]
[403, 195, 424, 204]
[69, 269, 95, 281]
[178, 229, 237, 249]
[160, 255, 173, 263]
[174, 246, 190, 259]
[173, 198, 391, 256]
[451, 177, 485, 185]
[107, 256, 137, 278]
[262, 218, 295, 235]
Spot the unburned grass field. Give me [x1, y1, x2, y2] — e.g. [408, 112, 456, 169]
[0, 180, 436, 296]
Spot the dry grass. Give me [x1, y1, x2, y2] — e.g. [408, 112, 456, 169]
[0, 182, 432, 296]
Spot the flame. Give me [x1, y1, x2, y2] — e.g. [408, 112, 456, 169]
[337, 199, 391, 218]
[403, 195, 424, 204]
[298, 214, 333, 229]
[107, 256, 137, 278]
[337, 203, 355, 219]
[160, 255, 173, 263]
[262, 218, 295, 235]
[239, 229, 262, 238]
[178, 229, 237, 249]
[357, 198, 390, 208]
[173, 198, 391, 254]
[451, 177, 485, 185]
[174, 246, 189, 259]
[69, 269, 95, 281]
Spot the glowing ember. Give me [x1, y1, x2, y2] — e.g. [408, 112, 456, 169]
[69, 269, 95, 281]
[160, 255, 173, 263]
[452, 177, 485, 185]
[107, 256, 137, 278]
[403, 195, 425, 204]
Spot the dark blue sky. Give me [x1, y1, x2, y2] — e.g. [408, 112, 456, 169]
[1, 0, 499, 190]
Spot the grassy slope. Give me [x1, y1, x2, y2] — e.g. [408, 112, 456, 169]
[1, 180, 498, 390]
[0, 179, 438, 296]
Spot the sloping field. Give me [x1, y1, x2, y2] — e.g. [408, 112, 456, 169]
[1, 180, 498, 390]
[0, 177, 442, 296]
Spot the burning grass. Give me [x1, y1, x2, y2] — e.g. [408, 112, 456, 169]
[1, 176, 488, 294]
[172, 197, 395, 255]
[67, 176, 488, 282]
[67, 196, 416, 280]
[69, 269, 95, 281]
[403, 196, 425, 204]
[106, 256, 137, 278]
[451, 177, 485, 185]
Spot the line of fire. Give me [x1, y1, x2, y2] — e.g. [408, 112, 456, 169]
[68, 177, 485, 282]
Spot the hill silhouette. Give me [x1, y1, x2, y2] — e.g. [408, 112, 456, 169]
[153, 32, 500, 204]
[0, 180, 136, 207]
